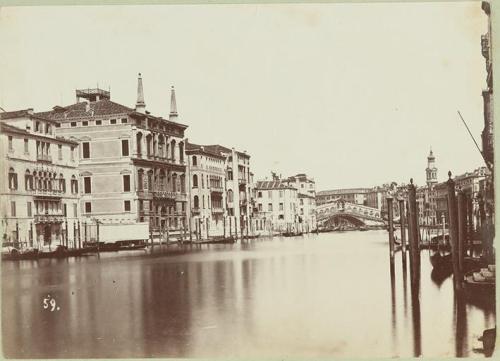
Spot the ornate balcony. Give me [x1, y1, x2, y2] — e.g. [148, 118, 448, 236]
[238, 178, 247, 185]
[192, 207, 200, 215]
[211, 207, 224, 214]
[36, 154, 52, 163]
[33, 189, 63, 198]
[34, 213, 65, 224]
[153, 190, 176, 200]
[210, 186, 224, 194]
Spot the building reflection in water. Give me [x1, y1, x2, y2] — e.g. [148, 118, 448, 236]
[2, 232, 497, 358]
[409, 251, 422, 357]
[389, 260, 397, 356]
[454, 293, 468, 357]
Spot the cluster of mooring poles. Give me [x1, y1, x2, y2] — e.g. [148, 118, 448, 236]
[385, 172, 495, 357]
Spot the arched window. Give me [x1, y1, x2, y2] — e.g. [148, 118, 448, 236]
[172, 173, 177, 192]
[159, 170, 166, 190]
[25, 170, 33, 191]
[59, 173, 66, 193]
[146, 134, 152, 157]
[136, 132, 143, 156]
[71, 175, 78, 193]
[193, 174, 198, 188]
[179, 142, 184, 163]
[170, 139, 176, 161]
[192, 156, 197, 166]
[193, 195, 199, 209]
[147, 171, 153, 191]
[8, 168, 17, 190]
[180, 174, 185, 193]
[158, 135, 164, 158]
[137, 169, 144, 191]
[227, 189, 233, 203]
[202, 195, 205, 209]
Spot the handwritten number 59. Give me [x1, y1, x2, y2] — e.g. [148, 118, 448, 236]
[43, 295, 59, 312]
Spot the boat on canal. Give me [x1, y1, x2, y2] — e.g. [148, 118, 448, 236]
[463, 265, 496, 299]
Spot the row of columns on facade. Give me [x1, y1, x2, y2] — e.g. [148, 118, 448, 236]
[135, 132, 184, 162]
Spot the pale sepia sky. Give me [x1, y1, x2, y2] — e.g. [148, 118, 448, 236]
[0, 2, 488, 190]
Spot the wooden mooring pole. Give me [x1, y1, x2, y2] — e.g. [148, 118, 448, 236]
[446, 171, 461, 291]
[407, 179, 420, 285]
[387, 196, 395, 260]
[399, 198, 407, 257]
[466, 194, 474, 257]
[457, 189, 467, 275]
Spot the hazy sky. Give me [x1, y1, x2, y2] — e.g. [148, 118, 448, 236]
[0, 2, 488, 190]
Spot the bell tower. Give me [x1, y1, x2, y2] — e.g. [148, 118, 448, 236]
[426, 148, 438, 188]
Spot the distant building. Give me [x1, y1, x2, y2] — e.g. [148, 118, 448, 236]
[254, 180, 298, 232]
[36, 74, 189, 238]
[316, 188, 371, 206]
[0, 110, 80, 247]
[426, 149, 438, 187]
[286, 173, 317, 231]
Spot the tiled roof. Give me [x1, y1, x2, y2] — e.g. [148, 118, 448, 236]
[186, 142, 249, 158]
[0, 109, 33, 120]
[1, 122, 31, 135]
[255, 180, 296, 190]
[185, 141, 225, 158]
[35, 99, 134, 120]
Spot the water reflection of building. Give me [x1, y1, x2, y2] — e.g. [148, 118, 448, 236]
[36, 74, 189, 236]
[0, 111, 79, 246]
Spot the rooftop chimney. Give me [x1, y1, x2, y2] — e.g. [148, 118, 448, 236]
[169, 85, 178, 120]
[136, 73, 146, 113]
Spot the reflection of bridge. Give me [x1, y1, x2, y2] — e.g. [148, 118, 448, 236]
[316, 198, 385, 227]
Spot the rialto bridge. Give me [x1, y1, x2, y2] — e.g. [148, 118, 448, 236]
[316, 198, 386, 227]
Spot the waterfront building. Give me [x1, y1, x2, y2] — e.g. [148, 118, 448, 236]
[255, 179, 298, 232]
[481, 1, 494, 171]
[185, 142, 226, 238]
[186, 143, 253, 238]
[286, 173, 317, 232]
[0, 110, 80, 247]
[35, 74, 189, 238]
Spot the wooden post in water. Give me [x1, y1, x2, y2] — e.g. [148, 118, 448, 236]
[399, 198, 407, 257]
[441, 214, 446, 247]
[466, 195, 474, 256]
[387, 196, 395, 259]
[77, 221, 81, 249]
[84, 221, 87, 246]
[407, 179, 420, 283]
[96, 220, 100, 256]
[446, 171, 461, 291]
[457, 189, 467, 274]
[73, 221, 76, 249]
[65, 218, 69, 247]
[223, 216, 226, 238]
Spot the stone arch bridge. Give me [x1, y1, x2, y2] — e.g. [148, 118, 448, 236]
[316, 198, 386, 227]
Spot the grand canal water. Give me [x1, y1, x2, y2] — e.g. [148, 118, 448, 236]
[1, 230, 496, 358]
